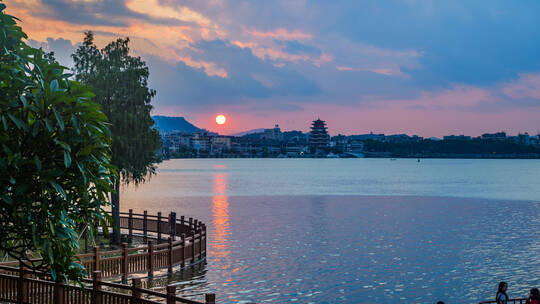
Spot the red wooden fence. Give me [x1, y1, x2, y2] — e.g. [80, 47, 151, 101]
[1, 210, 207, 281]
[0, 210, 216, 303]
[0, 265, 216, 303]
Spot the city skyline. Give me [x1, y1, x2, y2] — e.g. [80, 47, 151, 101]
[155, 115, 539, 138]
[5, 1, 540, 136]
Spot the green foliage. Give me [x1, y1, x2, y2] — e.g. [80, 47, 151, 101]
[72, 32, 161, 186]
[72, 32, 161, 242]
[0, 5, 115, 281]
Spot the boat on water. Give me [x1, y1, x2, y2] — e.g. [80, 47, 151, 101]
[326, 152, 340, 158]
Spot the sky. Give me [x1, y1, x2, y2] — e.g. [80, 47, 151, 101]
[5, 0, 540, 137]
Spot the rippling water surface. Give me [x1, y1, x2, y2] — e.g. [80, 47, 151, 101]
[121, 159, 540, 303]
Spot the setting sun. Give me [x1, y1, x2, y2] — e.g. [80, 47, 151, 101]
[216, 114, 227, 125]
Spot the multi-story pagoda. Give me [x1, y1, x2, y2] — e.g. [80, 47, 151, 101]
[309, 118, 329, 150]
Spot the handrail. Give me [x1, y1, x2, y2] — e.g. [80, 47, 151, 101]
[479, 298, 528, 304]
[0, 269, 217, 304]
[0, 209, 216, 303]
[0, 209, 208, 281]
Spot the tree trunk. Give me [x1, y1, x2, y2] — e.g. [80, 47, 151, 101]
[111, 178, 121, 245]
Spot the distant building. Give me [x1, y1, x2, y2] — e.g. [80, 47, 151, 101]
[443, 135, 472, 141]
[518, 132, 531, 145]
[191, 132, 211, 151]
[385, 134, 410, 143]
[163, 132, 191, 153]
[331, 134, 348, 152]
[481, 132, 506, 141]
[531, 134, 540, 147]
[350, 132, 385, 141]
[260, 124, 284, 141]
[309, 118, 329, 150]
[349, 140, 364, 153]
[211, 136, 232, 150]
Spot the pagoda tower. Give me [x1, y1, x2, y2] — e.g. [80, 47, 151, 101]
[309, 118, 329, 150]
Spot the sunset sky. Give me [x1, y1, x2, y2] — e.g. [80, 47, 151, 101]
[5, 0, 540, 136]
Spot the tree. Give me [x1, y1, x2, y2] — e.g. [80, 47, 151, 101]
[72, 32, 161, 243]
[0, 4, 115, 281]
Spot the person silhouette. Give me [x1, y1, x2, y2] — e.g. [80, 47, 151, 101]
[496, 282, 509, 304]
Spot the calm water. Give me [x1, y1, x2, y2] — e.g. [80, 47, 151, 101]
[121, 159, 540, 303]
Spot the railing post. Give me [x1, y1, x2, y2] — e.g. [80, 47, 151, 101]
[157, 211, 162, 243]
[128, 209, 133, 241]
[168, 237, 173, 273]
[180, 215, 185, 226]
[53, 279, 65, 304]
[205, 293, 216, 304]
[181, 233, 186, 268]
[191, 230, 196, 263]
[18, 263, 28, 304]
[93, 246, 100, 272]
[147, 240, 154, 278]
[92, 270, 102, 304]
[169, 212, 177, 240]
[189, 217, 193, 229]
[202, 224, 207, 257]
[122, 242, 128, 283]
[194, 219, 198, 229]
[166, 285, 176, 304]
[132, 278, 142, 303]
[143, 210, 148, 242]
[197, 228, 202, 259]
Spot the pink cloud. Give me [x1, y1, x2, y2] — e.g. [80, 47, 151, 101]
[365, 85, 494, 110]
[336, 65, 405, 76]
[502, 73, 540, 99]
[245, 28, 312, 40]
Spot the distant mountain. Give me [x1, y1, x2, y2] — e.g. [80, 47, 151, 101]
[152, 116, 201, 134]
[229, 128, 265, 137]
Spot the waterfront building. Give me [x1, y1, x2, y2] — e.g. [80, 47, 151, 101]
[285, 143, 303, 156]
[518, 132, 531, 145]
[481, 132, 506, 141]
[349, 140, 365, 153]
[309, 118, 329, 151]
[260, 124, 284, 141]
[191, 132, 211, 151]
[163, 132, 192, 153]
[443, 135, 472, 141]
[385, 134, 411, 143]
[211, 136, 232, 150]
[349, 132, 385, 141]
[330, 134, 347, 153]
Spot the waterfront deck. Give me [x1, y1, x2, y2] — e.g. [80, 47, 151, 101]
[0, 210, 214, 303]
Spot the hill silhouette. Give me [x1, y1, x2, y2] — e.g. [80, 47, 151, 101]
[152, 115, 201, 133]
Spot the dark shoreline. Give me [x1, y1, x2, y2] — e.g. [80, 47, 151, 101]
[164, 154, 540, 159]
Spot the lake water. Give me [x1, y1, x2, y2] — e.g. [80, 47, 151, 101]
[121, 159, 540, 303]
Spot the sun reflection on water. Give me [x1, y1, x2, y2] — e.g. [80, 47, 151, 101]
[210, 172, 231, 270]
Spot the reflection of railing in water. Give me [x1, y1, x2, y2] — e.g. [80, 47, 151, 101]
[0, 210, 216, 303]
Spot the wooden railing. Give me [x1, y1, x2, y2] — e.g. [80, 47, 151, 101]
[0, 265, 216, 303]
[479, 298, 528, 304]
[0, 210, 216, 303]
[1, 210, 207, 281]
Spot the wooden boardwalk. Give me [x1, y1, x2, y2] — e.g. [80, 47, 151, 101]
[0, 210, 216, 303]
